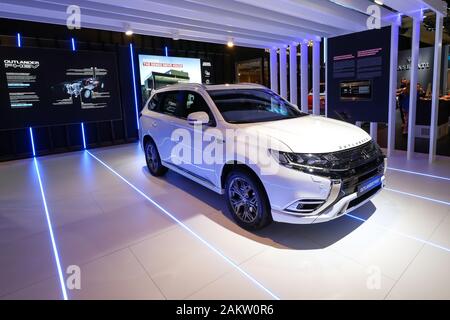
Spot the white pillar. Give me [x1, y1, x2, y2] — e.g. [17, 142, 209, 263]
[429, 13, 444, 163]
[289, 44, 298, 105]
[300, 41, 309, 113]
[270, 48, 278, 93]
[407, 17, 421, 160]
[279, 47, 287, 99]
[387, 22, 399, 157]
[370, 122, 378, 141]
[312, 39, 321, 115]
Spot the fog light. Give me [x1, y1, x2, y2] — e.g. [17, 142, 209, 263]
[285, 199, 325, 215]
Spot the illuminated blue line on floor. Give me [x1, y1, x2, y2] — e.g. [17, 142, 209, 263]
[387, 167, 450, 182]
[129, 43, 140, 130]
[384, 187, 450, 206]
[165, 46, 168, 56]
[86, 150, 280, 300]
[33, 158, 68, 300]
[71, 37, 76, 51]
[346, 213, 450, 253]
[81, 122, 86, 149]
[29, 127, 36, 157]
[17, 33, 21, 47]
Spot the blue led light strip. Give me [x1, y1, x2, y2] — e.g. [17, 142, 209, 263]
[33, 158, 68, 300]
[129, 43, 140, 130]
[387, 167, 450, 182]
[71, 37, 76, 51]
[346, 213, 450, 253]
[81, 123, 86, 149]
[165, 46, 168, 57]
[86, 150, 280, 300]
[29, 127, 36, 157]
[17, 33, 21, 47]
[384, 187, 450, 206]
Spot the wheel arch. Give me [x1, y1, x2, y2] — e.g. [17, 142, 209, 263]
[221, 160, 273, 228]
[142, 134, 154, 145]
[220, 161, 264, 191]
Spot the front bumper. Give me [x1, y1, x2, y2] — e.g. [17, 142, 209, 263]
[268, 158, 386, 225]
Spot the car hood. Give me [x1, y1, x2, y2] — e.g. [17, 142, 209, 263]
[241, 115, 372, 153]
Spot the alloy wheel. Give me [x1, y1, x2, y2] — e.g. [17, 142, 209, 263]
[146, 143, 158, 172]
[228, 177, 259, 223]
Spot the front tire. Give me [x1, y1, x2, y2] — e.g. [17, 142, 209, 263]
[225, 168, 272, 230]
[144, 139, 167, 176]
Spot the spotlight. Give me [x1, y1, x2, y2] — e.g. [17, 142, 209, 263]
[227, 38, 234, 48]
[124, 23, 133, 36]
[374, 0, 383, 5]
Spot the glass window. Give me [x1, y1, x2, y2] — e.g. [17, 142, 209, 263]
[207, 88, 307, 124]
[159, 91, 183, 118]
[182, 91, 215, 125]
[148, 94, 159, 111]
[236, 58, 263, 84]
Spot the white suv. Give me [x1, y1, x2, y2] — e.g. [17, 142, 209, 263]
[139, 83, 386, 230]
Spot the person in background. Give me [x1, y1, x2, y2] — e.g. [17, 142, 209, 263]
[398, 81, 410, 135]
[417, 83, 426, 98]
[397, 78, 408, 127]
[400, 78, 408, 89]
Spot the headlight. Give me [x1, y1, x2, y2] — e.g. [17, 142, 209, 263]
[269, 141, 383, 175]
[269, 149, 333, 173]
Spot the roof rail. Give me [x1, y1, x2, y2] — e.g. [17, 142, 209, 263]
[160, 82, 206, 89]
[234, 82, 266, 88]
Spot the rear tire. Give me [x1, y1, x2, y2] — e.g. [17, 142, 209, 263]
[225, 168, 272, 230]
[144, 139, 168, 176]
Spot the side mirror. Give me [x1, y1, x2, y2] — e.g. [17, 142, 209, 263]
[187, 111, 210, 125]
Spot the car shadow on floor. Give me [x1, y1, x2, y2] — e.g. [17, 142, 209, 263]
[142, 166, 376, 250]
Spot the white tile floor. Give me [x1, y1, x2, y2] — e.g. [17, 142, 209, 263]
[0, 143, 449, 300]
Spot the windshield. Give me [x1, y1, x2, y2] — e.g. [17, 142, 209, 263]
[207, 88, 307, 124]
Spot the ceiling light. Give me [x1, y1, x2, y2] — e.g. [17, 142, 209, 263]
[374, 0, 383, 5]
[124, 23, 133, 36]
[227, 38, 234, 48]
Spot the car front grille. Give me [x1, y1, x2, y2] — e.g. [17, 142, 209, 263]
[328, 141, 382, 171]
[328, 141, 385, 195]
[341, 159, 384, 195]
[347, 184, 382, 210]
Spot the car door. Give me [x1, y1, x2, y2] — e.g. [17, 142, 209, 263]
[148, 90, 185, 164]
[171, 90, 220, 187]
[140, 93, 164, 151]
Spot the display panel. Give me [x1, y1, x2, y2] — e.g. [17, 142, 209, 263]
[340, 80, 372, 101]
[0, 46, 122, 130]
[138, 54, 201, 104]
[327, 27, 391, 122]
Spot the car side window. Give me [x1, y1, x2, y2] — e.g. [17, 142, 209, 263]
[159, 91, 184, 118]
[148, 93, 159, 111]
[182, 91, 216, 126]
